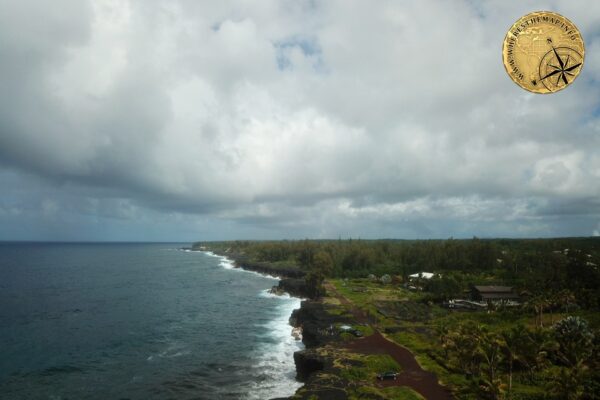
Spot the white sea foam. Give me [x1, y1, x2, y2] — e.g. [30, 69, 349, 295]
[246, 295, 304, 400]
[193, 249, 303, 398]
[259, 289, 293, 299]
[219, 258, 235, 269]
[198, 251, 279, 280]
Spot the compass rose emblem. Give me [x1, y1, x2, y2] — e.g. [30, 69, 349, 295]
[538, 40, 583, 92]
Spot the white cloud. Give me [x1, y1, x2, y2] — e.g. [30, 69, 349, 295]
[1, 0, 600, 240]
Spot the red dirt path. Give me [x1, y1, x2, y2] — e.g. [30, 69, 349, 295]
[324, 282, 453, 400]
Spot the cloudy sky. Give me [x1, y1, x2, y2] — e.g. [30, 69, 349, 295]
[1, 0, 600, 241]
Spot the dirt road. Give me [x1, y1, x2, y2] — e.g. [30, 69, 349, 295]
[323, 282, 453, 400]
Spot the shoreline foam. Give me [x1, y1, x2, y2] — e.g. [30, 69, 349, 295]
[193, 249, 304, 399]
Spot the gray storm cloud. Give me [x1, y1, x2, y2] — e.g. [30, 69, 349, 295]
[1, 0, 600, 240]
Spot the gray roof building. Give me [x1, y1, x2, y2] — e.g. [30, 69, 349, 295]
[471, 285, 520, 302]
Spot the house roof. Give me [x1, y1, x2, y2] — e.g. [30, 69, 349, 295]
[473, 285, 514, 293]
[479, 292, 519, 300]
[409, 272, 434, 279]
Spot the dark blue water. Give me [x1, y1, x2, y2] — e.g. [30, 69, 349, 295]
[0, 243, 303, 399]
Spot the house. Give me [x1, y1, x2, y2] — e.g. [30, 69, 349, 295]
[471, 285, 520, 302]
[408, 272, 435, 280]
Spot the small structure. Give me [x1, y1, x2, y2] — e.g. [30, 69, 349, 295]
[408, 272, 435, 280]
[471, 286, 520, 302]
[444, 299, 487, 311]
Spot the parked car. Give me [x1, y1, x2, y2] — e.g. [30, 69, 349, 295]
[377, 371, 398, 380]
[338, 325, 363, 337]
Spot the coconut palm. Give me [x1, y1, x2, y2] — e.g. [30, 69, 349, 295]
[446, 321, 484, 377]
[528, 294, 550, 328]
[501, 325, 531, 397]
[478, 330, 504, 383]
[476, 329, 506, 400]
[517, 327, 553, 383]
[557, 289, 576, 314]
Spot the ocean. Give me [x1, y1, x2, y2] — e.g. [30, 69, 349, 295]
[0, 242, 303, 399]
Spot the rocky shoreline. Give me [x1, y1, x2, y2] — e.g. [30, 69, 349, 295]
[190, 247, 347, 400]
[190, 246, 456, 399]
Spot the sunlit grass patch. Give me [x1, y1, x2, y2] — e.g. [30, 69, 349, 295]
[339, 354, 401, 383]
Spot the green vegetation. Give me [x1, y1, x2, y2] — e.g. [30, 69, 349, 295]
[199, 238, 600, 399]
[197, 237, 600, 309]
[339, 354, 400, 382]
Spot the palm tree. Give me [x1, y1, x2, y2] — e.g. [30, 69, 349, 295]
[522, 327, 554, 382]
[475, 329, 506, 400]
[478, 330, 504, 383]
[529, 295, 550, 328]
[501, 325, 531, 397]
[446, 321, 483, 377]
[557, 289, 576, 314]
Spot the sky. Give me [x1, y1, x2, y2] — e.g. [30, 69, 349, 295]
[1, 0, 600, 241]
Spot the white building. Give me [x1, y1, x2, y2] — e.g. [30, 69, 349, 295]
[409, 272, 435, 280]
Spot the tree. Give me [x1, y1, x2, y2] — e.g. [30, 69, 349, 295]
[552, 316, 594, 368]
[529, 295, 550, 328]
[557, 289, 576, 314]
[304, 269, 325, 299]
[501, 325, 532, 397]
[477, 330, 504, 391]
[297, 240, 316, 269]
[548, 317, 595, 400]
[341, 245, 376, 277]
[551, 365, 587, 400]
[446, 322, 481, 376]
[424, 274, 462, 301]
[519, 327, 553, 382]
[312, 251, 334, 277]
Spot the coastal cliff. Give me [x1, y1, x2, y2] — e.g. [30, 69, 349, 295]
[285, 300, 359, 399]
[191, 245, 350, 399]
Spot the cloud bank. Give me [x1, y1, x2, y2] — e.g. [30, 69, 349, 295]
[1, 0, 600, 240]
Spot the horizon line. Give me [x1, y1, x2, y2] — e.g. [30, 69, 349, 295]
[1, 236, 600, 244]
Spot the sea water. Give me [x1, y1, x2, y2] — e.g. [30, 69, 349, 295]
[0, 243, 303, 399]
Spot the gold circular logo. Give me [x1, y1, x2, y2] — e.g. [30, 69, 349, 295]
[502, 11, 585, 94]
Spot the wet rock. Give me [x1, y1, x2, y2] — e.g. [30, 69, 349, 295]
[294, 349, 326, 381]
[278, 278, 310, 298]
[291, 301, 352, 348]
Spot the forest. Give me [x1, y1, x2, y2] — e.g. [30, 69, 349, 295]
[196, 237, 600, 311]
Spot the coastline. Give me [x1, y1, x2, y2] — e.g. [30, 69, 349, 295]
[190, 247, 308, 400]
[191, 245, 397, 399]
[191, 246, 454, 400]
[183, 239, 600, 399]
